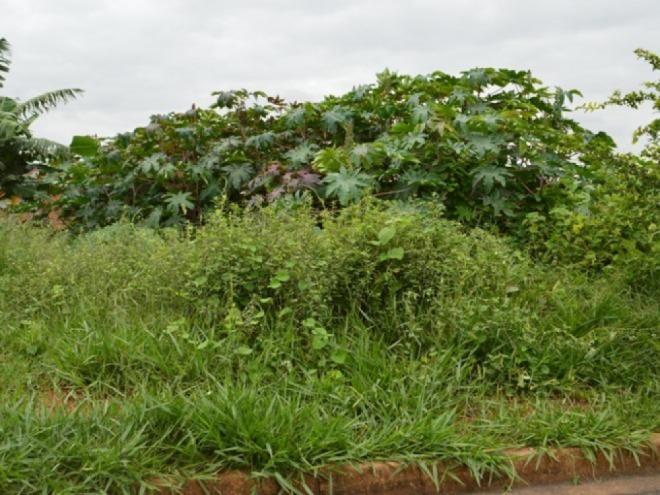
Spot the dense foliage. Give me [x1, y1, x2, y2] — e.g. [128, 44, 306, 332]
[11, 49, 655, 278]
[0, 38, 83, 197]
[0, 44, 658, 493]
[26, 68, 608, 229]
[3, 201, 657, 396]
[1, 204, 658, 493]
[522, 48, 658, 280]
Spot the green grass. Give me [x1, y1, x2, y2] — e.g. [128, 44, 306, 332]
[0, 203, 658, 494]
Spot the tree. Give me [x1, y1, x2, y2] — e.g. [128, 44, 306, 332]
[0, 37, 83, 196]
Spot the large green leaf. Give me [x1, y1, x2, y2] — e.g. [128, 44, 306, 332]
[70, 135, 98, 157]
[379, 247, 405, 261]
[0, 96, 18, 113]
[464, 132, 504, 158]
[323, 167, 373, 205]
[400, 168, 444, 188]
[164, 192, 195, 214]
[313, 147, 348, 173]
[411, 105, 431, 124]
[377, 226, 396, 245]
[284, 107, 305, 129]
[349, 142, 386, 168]
[482, 191, 515, 217]
[18, 88, 83, 120]
[245, 131, 275, 150]
[321, 106, 349, 133]
[139, 153, 166, 174]
[220, 163, 255, 190]
[0, 38, 10, 89]
[471, 166, 511, 193]
[285, 142, 318, 167]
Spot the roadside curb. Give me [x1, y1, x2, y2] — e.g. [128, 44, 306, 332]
[152, 434, 660, 494]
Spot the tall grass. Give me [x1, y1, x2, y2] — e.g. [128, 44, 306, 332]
[0, 202, 657, 493]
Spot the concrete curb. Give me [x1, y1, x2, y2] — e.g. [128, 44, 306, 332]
[152, 434, 660, 495]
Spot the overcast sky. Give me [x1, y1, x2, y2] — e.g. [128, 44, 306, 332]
[1, 0, 658, 151]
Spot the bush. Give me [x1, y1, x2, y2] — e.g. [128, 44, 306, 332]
[19, 67, 602, 232]
[518, 152, 659, 293]
[3, 201, 656, 393]
[178, 200, 533, 317]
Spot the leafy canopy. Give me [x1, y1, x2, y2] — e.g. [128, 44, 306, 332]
[23, 63, 617, 231]
[0, 37, 83, 198]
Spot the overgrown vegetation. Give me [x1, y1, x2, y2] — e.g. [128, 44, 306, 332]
[1, 204, 658, 493]
[10, 49, 655, 276]
[14, 68, 609, 232]
[0, 37, 83, 196]
[0, 43, 658, 494]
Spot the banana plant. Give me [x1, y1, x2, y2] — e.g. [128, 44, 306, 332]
[0, 37, 83, 197]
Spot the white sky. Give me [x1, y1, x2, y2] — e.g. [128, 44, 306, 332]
[1, 0, 658, 151]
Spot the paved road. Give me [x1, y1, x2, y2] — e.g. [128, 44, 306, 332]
[474, 474, 660, 494]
